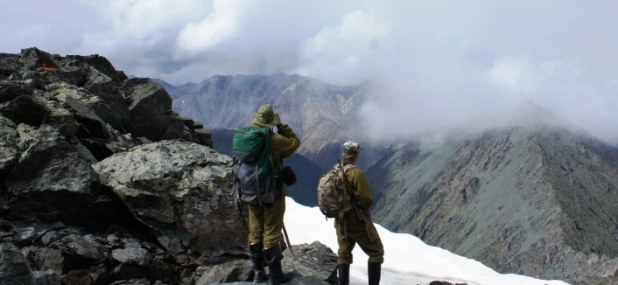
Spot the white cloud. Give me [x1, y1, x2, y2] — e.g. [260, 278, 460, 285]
[176, 0, 252, 52]
[2, 0, 618, 144]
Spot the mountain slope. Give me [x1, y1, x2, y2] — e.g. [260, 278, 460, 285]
[167, 74, 382, 170]
[211, 128, 325, 206]
[368, 126, 618, 284]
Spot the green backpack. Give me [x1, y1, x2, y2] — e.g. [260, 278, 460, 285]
[232, 126, 276, 206]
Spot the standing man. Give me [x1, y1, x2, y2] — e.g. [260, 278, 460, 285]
[335, 141, 384, 285]
[246, 104, 300, 284]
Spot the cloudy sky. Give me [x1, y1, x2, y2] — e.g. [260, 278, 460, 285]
[2, 0, 618, 143]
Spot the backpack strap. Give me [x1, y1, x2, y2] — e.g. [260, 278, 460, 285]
[337, 160, 365, 223]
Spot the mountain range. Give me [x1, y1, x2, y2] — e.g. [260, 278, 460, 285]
[163, 74, 384, 171]
[159, 73, 618, 284]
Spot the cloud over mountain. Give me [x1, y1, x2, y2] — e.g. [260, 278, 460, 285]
[4, 0, 617, 143]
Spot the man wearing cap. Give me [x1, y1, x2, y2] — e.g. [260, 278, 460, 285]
[247, 104, 300, 284]
[335, 141, 384, 285]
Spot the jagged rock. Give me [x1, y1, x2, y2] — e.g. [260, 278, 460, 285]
[20, 48, 57, 71]
[194, 128, 213, 148]
[281, 242, 338, 284]
[31, 247, 64, 276]
[15, 227, 36, 244]
[0, 243, 36, 285]
[0, 115, 18, 174]
[6, 124, 114, 223]
[56, 234, 107, 261]
[195, 260, 253, 285]
[180, 117, 193, 126]
[124, 78, 184, 141]
[0, 95, 49, 126]
[190, 121, 204, 130]
[0, 53, 19, 79]
[32, 269, 61, 285]
[112, 247, 152, 266]
[73, 54, 128, 83]
[92, 140, 247, 260]
[80, 65, 132, 129]
[90, 263, 113, 285]
[0, 80, 33, 103]
[47, 83, 112, 139]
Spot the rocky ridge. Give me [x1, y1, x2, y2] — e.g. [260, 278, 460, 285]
[0, 48, 337, 285]
[369, 126, 618, 285]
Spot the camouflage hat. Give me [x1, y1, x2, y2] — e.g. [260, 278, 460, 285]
[342, 141, 362, 154]
[252, 104, 280, 127]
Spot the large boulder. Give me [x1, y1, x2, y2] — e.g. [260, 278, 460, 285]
[282, 242, 338, 284]
[92, 140, 247, 261]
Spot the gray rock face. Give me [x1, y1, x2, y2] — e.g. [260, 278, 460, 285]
[93, 140, 247, 259]
[0, 243, 36, 285]
[370, 127, 618, 284]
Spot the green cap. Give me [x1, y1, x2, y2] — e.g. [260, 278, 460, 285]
[252, 104, 280, 128]
[343, 141, 362, 154]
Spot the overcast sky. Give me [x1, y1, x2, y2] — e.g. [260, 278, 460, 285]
[2, 0, 618, 143]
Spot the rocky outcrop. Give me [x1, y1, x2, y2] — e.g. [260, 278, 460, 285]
[92, 140, 247, 261]
[0, 47, 338, 285]
[1, 47, 212, 150]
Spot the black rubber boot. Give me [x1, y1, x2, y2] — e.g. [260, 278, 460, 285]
[264, 244, 294, 285]
[249, 243, 265, 283]
[337, 264, 350, 285]
[367, 262, 381, 285]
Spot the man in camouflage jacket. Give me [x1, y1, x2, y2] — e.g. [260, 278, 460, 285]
[335, 141, 384, 285]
